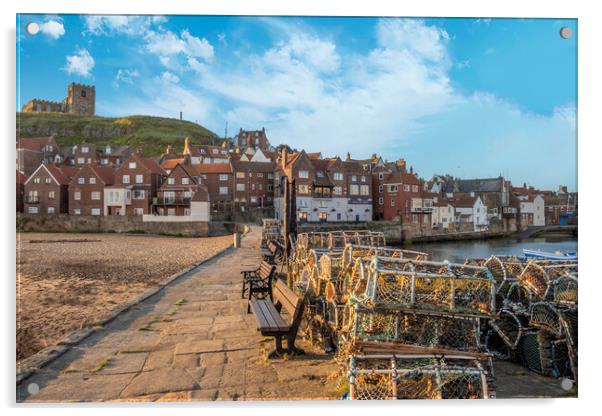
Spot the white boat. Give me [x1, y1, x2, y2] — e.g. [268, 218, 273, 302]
[523, 249, 578, 261]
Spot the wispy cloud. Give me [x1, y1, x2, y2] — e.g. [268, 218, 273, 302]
[63, 48, 95, 77]
[113, 68, 140, 88]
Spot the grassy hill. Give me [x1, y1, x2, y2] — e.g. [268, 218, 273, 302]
[17, 112, 220, 158]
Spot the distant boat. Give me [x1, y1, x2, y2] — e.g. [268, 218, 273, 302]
[523, 248, 578, 261]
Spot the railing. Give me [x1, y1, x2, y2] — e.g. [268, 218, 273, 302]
[154, 197, 192, 205]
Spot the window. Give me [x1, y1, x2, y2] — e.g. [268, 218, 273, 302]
[236, 183, 245, 191]
[267, 173, 274, 179]
[81, 90, 86, 97]
[361, 176, 366, 182]
[34, 177, 40, 184]
[412, 185, 419, 193]
[351, 175, 357, 182]
[267, 184, 273, 192]
[257, 173, 264, 178]
[388, 185, 398, 193]
[251, 196, 258, 204]
[74, 192, 81, 201]
[298, 184, 309, 194]
[182, 177, 190, 185]
[184, 208, 191, 216]
[135, 174, 143, 184]
[378, 173, 384, 180]
[391, 199, 396, 207]
[91, 208, 101, 216]
[298, 212, 308, 221]
[167, 177, 175, 185]
[123, 175, 130, 184]
[219, 174, 228, 181]
[184, 191, 192, 199]
[81, 146, 89, 153]
[28, 206, 38, 214]
[89, 177, 96, 184]
[129, 162, 137, 169]
[133, 190, 145, 199]
[91, 192, 100, 200]
[360, 185, 370, 196]
[45, 177, 52, 184]
[258, 183, 263, 191]
[73, 209, 81, 215]
[379, 197, 384, 205]
[48, 191, 55, 199]
[349, 185, 359, 195]
[219, 187, 228, 195]
[316, 171, 324, 178]
[47, 207, 55, 214]
[78, 177, 85, 184]
[379, 185, 384, 193]
[212, 149, 218, 154]
[77, 158, 85, 164]
[403, 184, 410, 192]
[298, 170, 309, 179]
[319, 212, 328, 222]
[236, 172, 246, 178]
[252, 184, 256, 191]
[133, 208, 144, 216]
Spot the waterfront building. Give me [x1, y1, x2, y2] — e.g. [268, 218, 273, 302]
[450, 195, 488, 231]
[69, 164, 116, 216]
[23, 163, 78, 215]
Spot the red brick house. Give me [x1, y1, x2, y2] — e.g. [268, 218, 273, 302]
[191, 163, 234, 212]
[153, 163, 209, 216]
[382, 170, 433, 227]
[69, 165, 116, 215]
[231, 160, 276, 209]
[234, 128, 272, 152]
[16, 170, 27, 213]
[64, 143, 98, 166]
[23, 164, 76, 214]
[104, 153, 166, 216]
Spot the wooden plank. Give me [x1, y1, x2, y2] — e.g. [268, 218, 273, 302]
[256, 299, 289, 331]
[250, 300, 271, 330]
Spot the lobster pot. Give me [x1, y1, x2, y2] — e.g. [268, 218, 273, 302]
[359, 259, 495, 316]
[519, 263, 549, 300]
[529, 302, 563, 337]
[485, 309, 526, 359]
[559, 308, 578, 349]
[349, 355, 490, 400]
[550, 339, 575, 380]
[553, 275, 578, 305]
[517, 330, 554, 376]
[350, 307, 482, 353]
[504, 281, 533, 309]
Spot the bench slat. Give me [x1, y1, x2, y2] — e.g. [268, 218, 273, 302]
[250, 299, 289, 332]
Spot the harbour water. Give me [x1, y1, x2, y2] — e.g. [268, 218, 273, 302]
[405, 236, 578, 263]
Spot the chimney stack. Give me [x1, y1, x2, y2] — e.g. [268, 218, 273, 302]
[282, 147, 288, 167]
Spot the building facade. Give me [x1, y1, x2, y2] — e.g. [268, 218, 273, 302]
[69, 165, 115, 216]
[23, 164, 74, 215]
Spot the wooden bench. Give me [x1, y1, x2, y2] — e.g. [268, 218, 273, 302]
[250, 279, 305, 358]
[241, 261, 276, 312]
[266, 240, 285, 263]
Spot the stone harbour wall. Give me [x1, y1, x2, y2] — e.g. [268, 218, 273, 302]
[16, 213, 211, 237]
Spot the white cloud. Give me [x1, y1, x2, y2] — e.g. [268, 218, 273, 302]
[144, 29, 214, 67]
[63, 48, 95, 77]
[39, 18, 65, 39]
[83, 15, 162, 36]
[182, 29, 214, 61]
[161, 71, 180, 83]
[113, 68, 140, 88]
[217, 33, 227, 46]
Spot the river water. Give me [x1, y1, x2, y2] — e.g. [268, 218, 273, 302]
[404, 236, 578, 263]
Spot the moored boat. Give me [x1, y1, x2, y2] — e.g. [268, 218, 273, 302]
[523, 248, 578, 261]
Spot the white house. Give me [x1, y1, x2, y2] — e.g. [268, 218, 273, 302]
[431, 197, 455, 229]
[518, 194, 545, 226]
[452, 195, 488, 231]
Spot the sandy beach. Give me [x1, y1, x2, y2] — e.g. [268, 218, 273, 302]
[16, 232, 232, 361]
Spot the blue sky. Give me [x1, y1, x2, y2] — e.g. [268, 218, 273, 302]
[16, 15, 577, 190]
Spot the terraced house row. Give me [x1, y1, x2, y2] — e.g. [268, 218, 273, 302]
[16, 128, 570, 228]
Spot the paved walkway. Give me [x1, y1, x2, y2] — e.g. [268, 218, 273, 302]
[17, 227, 338, 402]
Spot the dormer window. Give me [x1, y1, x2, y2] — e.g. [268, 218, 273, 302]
[129, 162, 136, 169]
[81, 146, 89, 153]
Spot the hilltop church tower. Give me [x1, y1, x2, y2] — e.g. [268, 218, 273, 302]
[21, 82, 96, 117]
[64, 83, 95, 116]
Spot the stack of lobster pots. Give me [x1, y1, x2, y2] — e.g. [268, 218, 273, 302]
[288, 231, 498, 400]
[473, 256, 578, 384]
